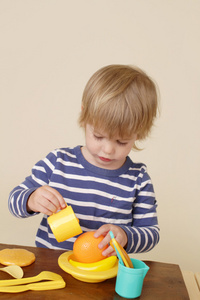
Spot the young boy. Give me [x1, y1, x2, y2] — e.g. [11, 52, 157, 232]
[8, 64, 160, 257]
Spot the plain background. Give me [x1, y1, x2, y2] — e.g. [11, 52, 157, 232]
[1, 0, 200, 272]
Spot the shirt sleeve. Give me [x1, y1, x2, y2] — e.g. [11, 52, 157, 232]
[8, 150, 57, 218]
[119, 169, 160, 253]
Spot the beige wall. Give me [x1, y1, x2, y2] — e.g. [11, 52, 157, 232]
[1, 0, 200, 272]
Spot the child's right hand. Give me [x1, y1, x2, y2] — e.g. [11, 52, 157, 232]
[27, 186, 66, 215]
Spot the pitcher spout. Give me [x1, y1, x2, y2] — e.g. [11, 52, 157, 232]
[142, 265, 150, 279]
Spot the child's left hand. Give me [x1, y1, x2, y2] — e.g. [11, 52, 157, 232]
[94, 224, 128, 257]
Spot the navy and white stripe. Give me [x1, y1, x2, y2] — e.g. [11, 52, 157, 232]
[8, 146, 159, 253]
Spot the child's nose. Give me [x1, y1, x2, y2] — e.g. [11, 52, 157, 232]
[103, 141, 115, 154]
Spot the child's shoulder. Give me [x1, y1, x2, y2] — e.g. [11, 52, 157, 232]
[127, 156, 147, 173]
[50, 146, 79, 159]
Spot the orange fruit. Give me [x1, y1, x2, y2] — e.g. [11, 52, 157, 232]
[73, 231, 108, 263]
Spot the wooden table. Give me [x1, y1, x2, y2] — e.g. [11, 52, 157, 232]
[0, 243, 189, 299]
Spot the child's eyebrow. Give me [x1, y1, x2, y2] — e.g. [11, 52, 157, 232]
[93, 126, 135, 141]
[118, 138, 130, 141]
[93, 131, 101, 136]
[93, 128, 104, 135]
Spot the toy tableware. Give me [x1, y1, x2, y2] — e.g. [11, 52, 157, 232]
[58, 251, 118, 283]
[109, 231, 133, 268]
[0, 271, 65, 293]
[0, 265, 23, 279]
[47, 205, 82, 242]
[115, 258, 149, 298]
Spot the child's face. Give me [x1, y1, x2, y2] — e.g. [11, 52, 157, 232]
[82, 124, 137, 170]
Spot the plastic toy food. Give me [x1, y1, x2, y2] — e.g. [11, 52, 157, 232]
[73, 231, 108, 263]
[69, 255, 117, 272]
[0, 248, 35, 267]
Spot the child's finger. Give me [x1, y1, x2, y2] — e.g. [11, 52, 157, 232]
[42, 186, 66, 210]
[102, 245, 116, 257]
[46, 186, 66, 209]
[98, 231, 111, 250]
[94, 224, 110, 238]
[37, 202, 56, 216]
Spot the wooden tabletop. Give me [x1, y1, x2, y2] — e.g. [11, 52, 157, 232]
[0, 243, 189, 299]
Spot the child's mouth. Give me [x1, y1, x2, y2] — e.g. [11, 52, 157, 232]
[99, 156, 112, 162]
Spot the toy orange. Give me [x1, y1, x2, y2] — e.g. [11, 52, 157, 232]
[73, 231, 108, 263]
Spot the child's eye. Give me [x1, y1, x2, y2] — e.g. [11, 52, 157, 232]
[117, 140, 127, 146]
[94, 135, 102, 140]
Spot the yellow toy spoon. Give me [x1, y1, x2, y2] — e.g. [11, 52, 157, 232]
[0, 271, 66, 293]
[109, 231, 134, 268]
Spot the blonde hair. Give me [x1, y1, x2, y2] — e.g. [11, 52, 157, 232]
[79, 64, 159, 149]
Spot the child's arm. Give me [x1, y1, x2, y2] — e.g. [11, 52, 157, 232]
[8, 150, 65, 218]
[95, 169, 159, 257]
[95, 220, 159, 257]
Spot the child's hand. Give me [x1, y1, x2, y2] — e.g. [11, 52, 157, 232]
[94, 224, 128, 257]
[27, 186, 66, 215]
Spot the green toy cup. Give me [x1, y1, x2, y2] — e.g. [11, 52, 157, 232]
[115, 258, 149, 299]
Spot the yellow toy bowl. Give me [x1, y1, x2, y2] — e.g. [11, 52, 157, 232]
[58, 251, 118, 283]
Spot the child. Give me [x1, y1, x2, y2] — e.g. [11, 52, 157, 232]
[8, 64, 160, 257]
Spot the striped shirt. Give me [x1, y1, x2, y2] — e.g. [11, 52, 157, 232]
[8, 146, 159, 253]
